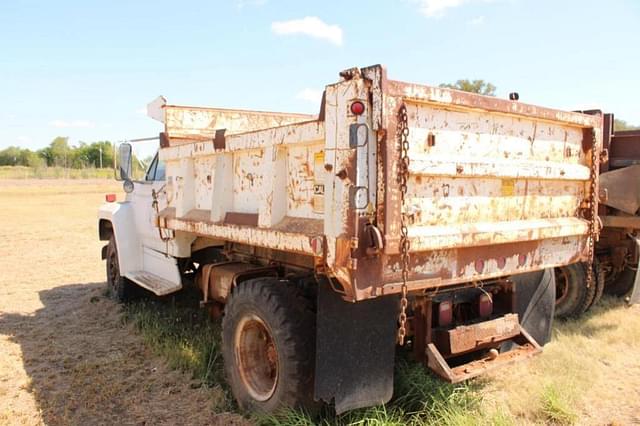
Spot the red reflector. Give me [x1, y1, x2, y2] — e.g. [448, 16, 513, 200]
[310, 236, 324, 257]
[479, 293, 493, 318]
[518, 253, 527, 266]
[438, 300, 453, 327]
[105, 194, 116, 203]
[350, 101, 365, 115]
[474, 259, 485, 273]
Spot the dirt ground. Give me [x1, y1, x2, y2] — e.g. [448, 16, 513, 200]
[0, 180, 247, 425]
[1, 180, 639, 425]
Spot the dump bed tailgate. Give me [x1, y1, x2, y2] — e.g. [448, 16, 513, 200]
[341, 68, 602, 301]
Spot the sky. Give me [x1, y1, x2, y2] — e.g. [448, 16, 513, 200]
[1, 0, 639, 150]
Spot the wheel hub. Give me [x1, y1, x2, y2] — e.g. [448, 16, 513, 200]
[234, 314, 278, 401]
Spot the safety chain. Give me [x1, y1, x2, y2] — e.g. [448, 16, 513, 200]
[152, 185, 174, 244]
[585, 130, 599, 290]
[397, 104, 410, 345]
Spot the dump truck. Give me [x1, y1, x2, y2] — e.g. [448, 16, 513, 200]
[98, 65, 603, 413]
[553, 115, 640, 318]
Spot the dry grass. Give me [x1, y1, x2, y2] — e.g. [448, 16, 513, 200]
[482, 298, 640, 425]
[1, 180, 639, 425]
[0, 166, 113, 180]
[0, 180, 247, 425]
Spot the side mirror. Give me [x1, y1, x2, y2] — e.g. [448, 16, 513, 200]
[118, 143, 132, 181]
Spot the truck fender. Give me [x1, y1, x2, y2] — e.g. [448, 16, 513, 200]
[314, 279, 398, 414]
[98, 202, 142, 276]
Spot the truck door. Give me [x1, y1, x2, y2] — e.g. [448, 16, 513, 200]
[131, 152, 167, 254]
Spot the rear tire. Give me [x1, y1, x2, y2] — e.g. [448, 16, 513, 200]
[604, 267, 636, 297]
[222, 278, 316, 413]
[105, 236, 136, 302]
[554, 263, 593, 319]
[586, 261, 605, 310]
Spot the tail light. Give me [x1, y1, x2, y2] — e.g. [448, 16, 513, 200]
[105, 194, 116, 203]
[438, 300, 453, 327]
[479, 293, 493, 318]
[350, 100, 365, 115]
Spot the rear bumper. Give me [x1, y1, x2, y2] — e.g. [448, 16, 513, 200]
[426, 314, 542, 383]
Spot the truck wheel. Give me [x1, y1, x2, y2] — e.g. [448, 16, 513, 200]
[586, 261, 605, 310]
[605, 267, 636, 297]
[554, 263, 594, 319]
[222, 278, 316, 413]
[106, 236, 135, 302]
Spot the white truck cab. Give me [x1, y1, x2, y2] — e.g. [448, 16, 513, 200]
[99, 146, 184, 297]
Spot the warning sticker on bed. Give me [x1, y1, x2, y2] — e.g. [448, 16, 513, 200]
[501, 178, 515, 196]
[313, 151, 325, 213]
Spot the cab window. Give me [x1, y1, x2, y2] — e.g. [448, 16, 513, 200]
[145, 154, 165, 181]
[155, 158, 166, 181]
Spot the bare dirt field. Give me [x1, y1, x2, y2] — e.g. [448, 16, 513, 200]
[1, 180, 639, 425]
[0, 181, 247, 425]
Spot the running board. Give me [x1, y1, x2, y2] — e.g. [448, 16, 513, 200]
[125, 271, 182, 296]
[426, 314, 542, 383]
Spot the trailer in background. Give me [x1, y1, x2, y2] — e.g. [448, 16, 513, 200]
[554, 115, 640, 319]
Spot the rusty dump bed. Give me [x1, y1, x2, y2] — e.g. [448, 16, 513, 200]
[154, 65, 602, 302]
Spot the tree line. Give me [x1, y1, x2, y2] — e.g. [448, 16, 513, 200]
[440, 79, 638, 131]
[0, 137, 114, 169]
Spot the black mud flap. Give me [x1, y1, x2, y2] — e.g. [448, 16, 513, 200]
[627, 237, 640, 305]
[509, 268, 555, 346]
[314, 281, 398, 414]
[627, 270, 640, 305]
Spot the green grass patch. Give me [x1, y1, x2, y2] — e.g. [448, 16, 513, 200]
[121, 288, 231, 409]
[539, 384, 577, 425]
[257, 362, 498, 426]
